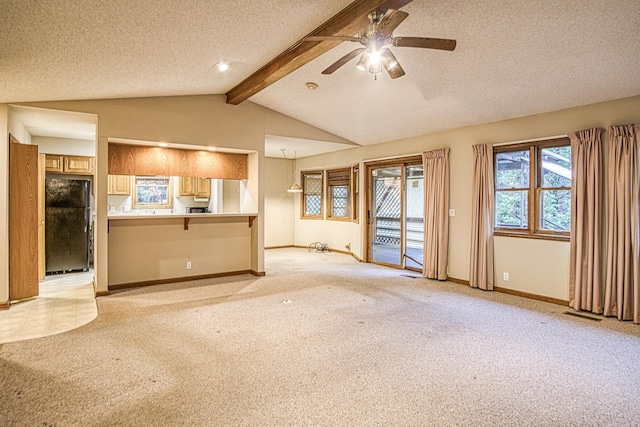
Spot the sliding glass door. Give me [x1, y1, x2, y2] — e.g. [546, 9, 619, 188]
[367, 158, 424, 271]
[370, 166, 402, 266]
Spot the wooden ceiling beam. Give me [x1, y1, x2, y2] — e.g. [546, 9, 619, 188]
[225, 0, 413, 105]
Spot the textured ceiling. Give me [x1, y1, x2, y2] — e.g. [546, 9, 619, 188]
[2, 0, 640, 151]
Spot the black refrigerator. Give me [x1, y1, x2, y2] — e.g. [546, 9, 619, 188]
[45, 178, 91, 274]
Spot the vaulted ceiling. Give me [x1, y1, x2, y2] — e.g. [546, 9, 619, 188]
[2, 0, 640, 153]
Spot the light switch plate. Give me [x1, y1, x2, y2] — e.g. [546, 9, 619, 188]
[449, 209, 456, 217]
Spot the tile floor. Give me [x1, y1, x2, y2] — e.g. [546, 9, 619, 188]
[0, 271, 98, 344]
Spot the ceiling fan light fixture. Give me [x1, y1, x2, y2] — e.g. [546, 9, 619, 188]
[368, 62, 382, 75]
[356, 53, 369, 71]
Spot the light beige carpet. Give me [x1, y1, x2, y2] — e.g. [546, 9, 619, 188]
[1, 248, 639, 426]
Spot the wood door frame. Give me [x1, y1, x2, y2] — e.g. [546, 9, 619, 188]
[364, 155, 422, 268]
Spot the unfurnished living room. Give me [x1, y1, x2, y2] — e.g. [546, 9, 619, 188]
[1, 1, 640, 426]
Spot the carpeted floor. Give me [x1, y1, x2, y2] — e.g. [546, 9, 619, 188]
[1, 248, 639, 426]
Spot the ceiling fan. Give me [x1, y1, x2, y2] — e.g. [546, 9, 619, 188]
[304, 8, 456, 79]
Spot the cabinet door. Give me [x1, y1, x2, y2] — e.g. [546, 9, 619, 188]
[107, 175, 131, 195]
[195, 178, 211, 197]
[179, 177, 196, 196]
[45, 154, 64, 172]
[64, 156, 94, 174]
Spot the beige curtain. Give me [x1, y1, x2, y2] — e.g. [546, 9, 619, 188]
[422, 149, 450, 280]
[568, 128, 603, 314]
[469, 144, 494, 290]
[604, 124, 640, 324]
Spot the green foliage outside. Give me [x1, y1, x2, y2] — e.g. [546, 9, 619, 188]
[495, 146, 571, 231]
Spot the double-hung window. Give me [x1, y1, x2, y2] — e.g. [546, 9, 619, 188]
[494, 138, 571, 239]
[301, 171, 324, 219]
[327, 168, 351, 220]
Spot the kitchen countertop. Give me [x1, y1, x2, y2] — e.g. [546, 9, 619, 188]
[107, 212, 257, 220]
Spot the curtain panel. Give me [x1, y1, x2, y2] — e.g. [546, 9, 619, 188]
[568, 128, 603, 314]
[422, 149, 450, 280]
[604, 124, 640, 324]
[469, 144, 494, 290]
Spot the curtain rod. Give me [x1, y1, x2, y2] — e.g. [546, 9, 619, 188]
[492, 134, 568, 147]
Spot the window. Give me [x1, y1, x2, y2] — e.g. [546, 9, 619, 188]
[494, 138, 571, 239]
[301, 171, 323, 219]
[327, 168, 351, 220]
[132, 176, 173, 209]
[352, 166, 359, 223]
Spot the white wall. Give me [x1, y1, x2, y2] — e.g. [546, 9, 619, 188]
[32, 136, 95, 156]
[264, 157, 294, 247]
[293, 95, 640, 302]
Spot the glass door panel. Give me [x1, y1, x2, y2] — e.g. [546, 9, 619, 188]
[371, 167, 402, 266]
[405, 165, 424, 270]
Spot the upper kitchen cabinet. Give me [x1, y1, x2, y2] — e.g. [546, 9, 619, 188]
[178, 177, 211, 197]
[46, 154, 94, 175]
[108, 143, 247, 179]
[107, 175, 131, 196]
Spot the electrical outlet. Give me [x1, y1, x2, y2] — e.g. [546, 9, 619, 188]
[186, 261, 192, 270]
[503, 272, 509, 282]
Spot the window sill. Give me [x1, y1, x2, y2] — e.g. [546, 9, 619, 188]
[327, 217, 351, 222]
[494, 231, 569, 242]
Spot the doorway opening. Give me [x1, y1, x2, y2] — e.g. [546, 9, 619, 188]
[366, 156, 423, 272]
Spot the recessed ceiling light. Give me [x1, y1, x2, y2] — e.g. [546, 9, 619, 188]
[216, 62, 229, 72]
[306, 82, 318, 90]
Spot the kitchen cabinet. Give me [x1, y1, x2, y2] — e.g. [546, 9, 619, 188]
[45, 154, 94, 175]
[178, 177, 211, 197]
[107, 175, 131, 196]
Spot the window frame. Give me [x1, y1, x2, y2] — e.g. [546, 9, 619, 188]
[494, 137, 571, 241]
[300, 170, 324, 219]
[132, 176, 174, 209]
[326, 168, 351, 221]
[352, 165, 359, 223]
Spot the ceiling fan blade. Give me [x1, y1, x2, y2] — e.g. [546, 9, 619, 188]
[377, 9, 409, 37]
[380, 49, 405, 79]
[304, 35, 362, 43]
[393, 37, 457, 51]
[322, 48, 366, 74]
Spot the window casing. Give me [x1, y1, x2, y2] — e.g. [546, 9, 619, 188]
[132, 176, 173, 209]
[301, 171, 324, 219]
[352, 166, 359, 223]
[327, 168, 351, 220]
[494, 138, 571, 239]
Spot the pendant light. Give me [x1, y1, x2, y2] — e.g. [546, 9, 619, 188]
[281, 149, 303, 193]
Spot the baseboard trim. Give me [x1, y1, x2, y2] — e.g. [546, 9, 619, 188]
[109, 270, 253, 291]
[494, 286, 569, 306]
[251, 270, 266, 277]
[95, 290, 110, 297]
[0, 301, 10, 310]
[265, 245, 294, 250]
[447, 277, 470, 285]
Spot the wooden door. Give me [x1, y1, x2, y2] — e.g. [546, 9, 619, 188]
[38, 153, 46, 281]
[9, 134, 39, 300]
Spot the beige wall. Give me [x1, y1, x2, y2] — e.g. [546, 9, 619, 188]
[264, 157, 295, 247]
[292, 95, 640, 301]
[108, 217, 252, 285]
